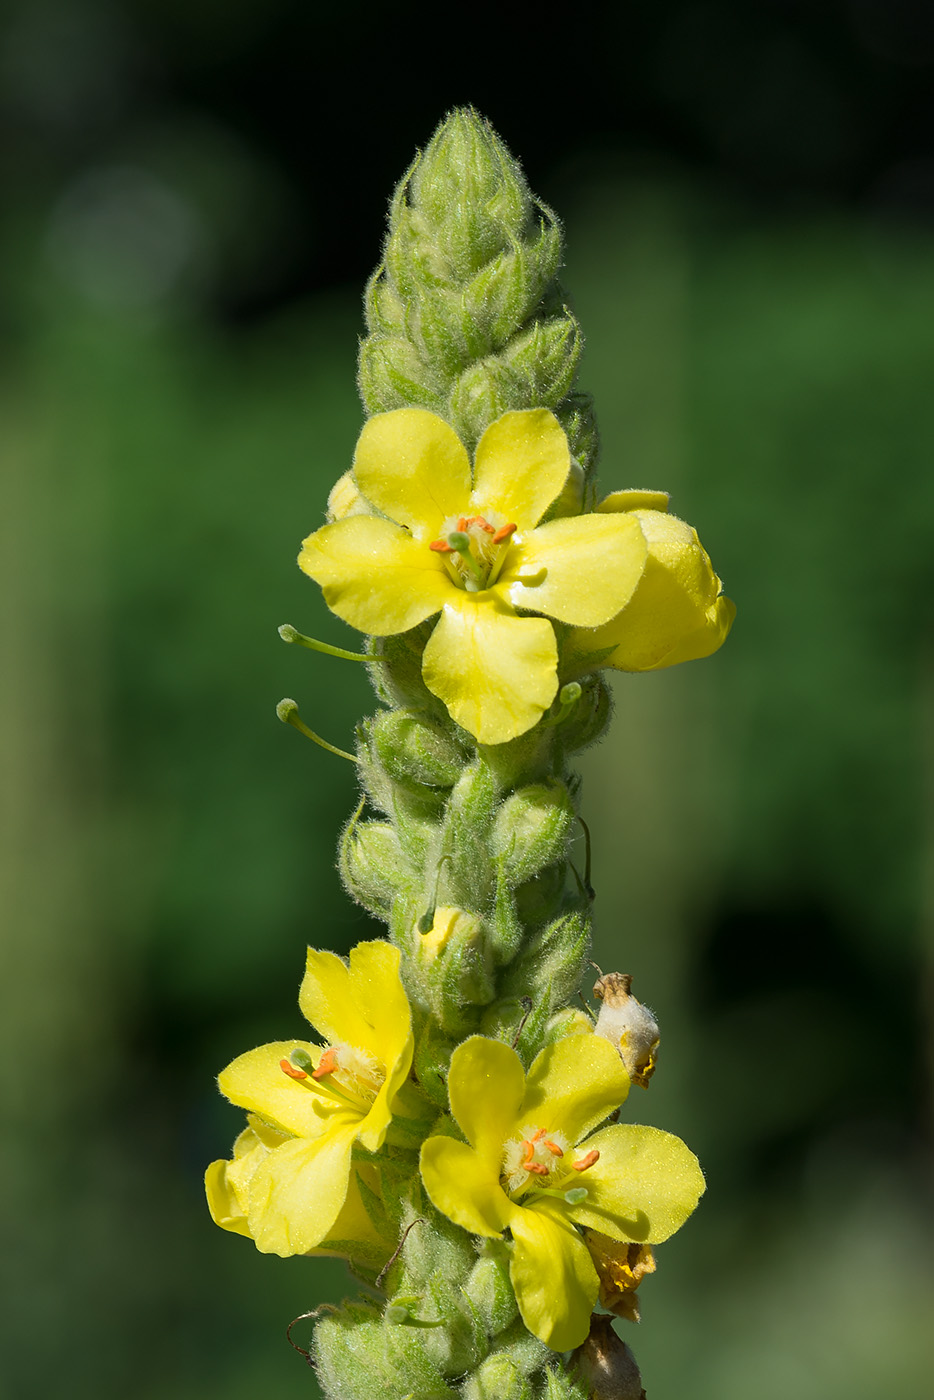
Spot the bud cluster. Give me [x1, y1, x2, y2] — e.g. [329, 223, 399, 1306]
[359, 108, 599, 482]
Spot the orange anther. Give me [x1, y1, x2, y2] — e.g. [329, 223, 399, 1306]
[429, 539, 454, 553]
[531, 1128, 546, 1142]
[544, 1138, 564, 1157]
[573, 1149, 600, 1172]
[311, 1048, 338, 1080]
[280, 1058, 308, 1080]
[457, 516, 468, 532]
[492, 522, 517, 544]
[527, 1162, 549, 1175]
[475, 517, 495, 534]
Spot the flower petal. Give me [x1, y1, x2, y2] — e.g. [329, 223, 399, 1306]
[299, 515, 451, 635]
[205, 1159, 253, 1237]
[522, 1034, 630, 1145]
[574, 509, 735, 671]
[567, 1123, 705, 1244]
[218, 1040, 330, 1138]
[471, 409, 571, 531]
[420, 1136, 512, 1238]
[300, 942, 403, 1063]
[352, 408, 471, 539]
[504, 513, 648, 626]
[246, 1117, 359, 1256]
[421, 595, 558, 745]
[507, 1198, 599, 1351]
[447, 1036, 527, 1165]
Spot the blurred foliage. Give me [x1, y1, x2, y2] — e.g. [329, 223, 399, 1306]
[2, 1, 933, 1397]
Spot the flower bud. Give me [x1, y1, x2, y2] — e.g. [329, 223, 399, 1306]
[358, 333, 441, 415]
[491, 782, 574, 885]
[339, 818, 412, 918]
[463, 1243, 519, 1338]
[372, 709, 466, 793]
[558, 674, 612, 753]
[593, 973, 659, 1088]
[416, 906, 495, 1034]
[571, 1315, 646, 1400]
[462, 1355, 533, 1400]
[499, 911, 591, 1012]
[448, 356, 524, 449]
[500, 311, 581, 411]
[570, 507, 735, 673]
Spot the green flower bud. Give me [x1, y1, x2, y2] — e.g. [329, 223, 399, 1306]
[339, 817, 412, 917]
[558, 674, 612, 753]
[512, 862, 567, 927]
[462, 1355, 533, 1400]
[499, 312, 582, 409]
[463, 1242, 519, 1338]
[358, 334, 442, 415]
[499, 911, 591, 1011]
[447, 356, 524, 449]
[543, 1366, 590, 1400]
[416, 906, 495, 1035]
[443, 761, 499, 904]
[372, 709, 466, 793]
[314, 1302, 455, 1400]
[491, 782, 575, 885]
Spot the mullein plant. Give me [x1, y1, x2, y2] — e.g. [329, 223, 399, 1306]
[206, 109, 734, 1400]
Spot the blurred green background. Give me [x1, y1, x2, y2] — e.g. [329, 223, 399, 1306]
[2, 2, 932, 1397]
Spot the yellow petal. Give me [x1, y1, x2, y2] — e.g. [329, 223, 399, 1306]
[447, 1036, 527, 1165]
[205, 1158, 253, 1237]
[419, 1136, 512, 1238]
[597, 488, 670, 513]
[421, 595, 558, 745]
[311, 1166, 393, 1262]
[217, 1040, 330, 1138]
[351, 408, 471, 540]
[578, 510, 734, 671]
[567, 1123, 705, 1244]
[299, 942, 400, 1062]
[522, 1034, 629, 1146]
[504, 513, 648, 627]
[471, 409, 571, 531]
[247, 1118, 359, 1256]
[507, 1198, 599, 1351]
[299, 515, 451, 635]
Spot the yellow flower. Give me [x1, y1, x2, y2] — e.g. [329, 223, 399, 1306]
[206, 1115, 392, 1265]
[206, 940, 413, 1257]
[567, 490, 735, 674]
[299, 408, 648, 745]
[418, 1034, 704, 1352]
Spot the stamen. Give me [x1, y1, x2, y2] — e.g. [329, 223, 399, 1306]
[457, 516, 468, 532]
[544, 1138, 564, 1157]
[312, 1047, 339, 1080]
[474, 517, 496, 534]
[527, 1162, 549, 1176]
[280, 1058, 308, 1080]
[429, 539, 454, 553]
[492, 521, 517, 544]
[573, 1149, 601, 1172]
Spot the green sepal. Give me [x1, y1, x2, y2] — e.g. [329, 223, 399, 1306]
[372, 708, 467, 792]
[410, 1011, 456, 1108]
